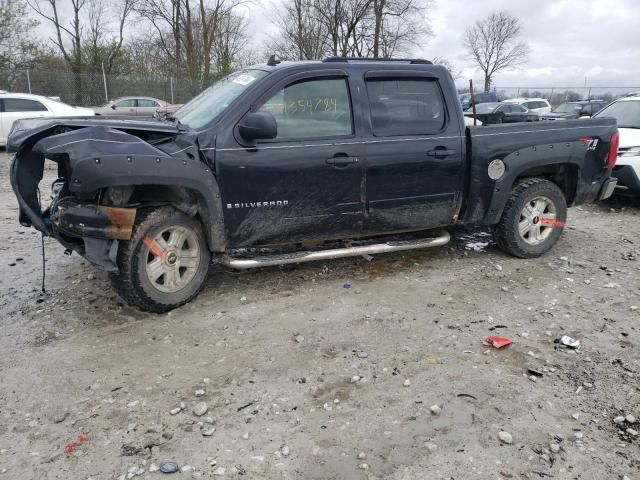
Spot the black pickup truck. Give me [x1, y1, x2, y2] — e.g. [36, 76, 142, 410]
[8, 57, 619, 312]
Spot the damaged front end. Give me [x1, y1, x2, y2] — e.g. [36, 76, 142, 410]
[9, 117, 204, 272]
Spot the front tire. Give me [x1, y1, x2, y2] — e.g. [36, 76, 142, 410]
[494, 178, 567, 258]
[111, 207, 211, 312]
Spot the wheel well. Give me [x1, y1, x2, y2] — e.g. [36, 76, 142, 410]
[514, 164, 578, 204]
[103, 184, 223, 251]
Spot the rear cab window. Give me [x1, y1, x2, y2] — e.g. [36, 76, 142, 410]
[365, 77, 446, 136]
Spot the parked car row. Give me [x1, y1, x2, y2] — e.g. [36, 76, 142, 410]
[459, 94, 608, 122]
[0, 92, 184, 145]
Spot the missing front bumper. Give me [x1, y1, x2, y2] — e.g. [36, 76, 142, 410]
[56, 204, 137, 240]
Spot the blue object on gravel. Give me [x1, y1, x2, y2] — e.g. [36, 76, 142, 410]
[343, 283, 351, 289]
[159, 461, 179, 473]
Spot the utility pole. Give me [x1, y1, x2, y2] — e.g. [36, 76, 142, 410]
[102, 62, 109, 102]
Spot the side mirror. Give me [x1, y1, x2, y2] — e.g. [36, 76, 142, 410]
[110, 102, 116, 109]
[239, 112, 277, 140]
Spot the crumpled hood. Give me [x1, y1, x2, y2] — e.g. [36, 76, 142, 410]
[7, 116, 180, 153]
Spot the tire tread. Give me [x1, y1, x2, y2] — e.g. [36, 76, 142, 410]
[494, 178, 566, 258]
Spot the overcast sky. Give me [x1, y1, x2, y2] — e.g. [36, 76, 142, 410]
[40, 0, 640, 90]
[250, 0, 640, 89]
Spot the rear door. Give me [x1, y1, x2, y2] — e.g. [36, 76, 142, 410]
[500, 104, 529, 122]
[361, 71, 465, 233]
[216, 71, 365, 247]
[136, 99, 160, 116]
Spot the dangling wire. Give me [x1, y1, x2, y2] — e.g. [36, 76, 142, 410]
[41, 232, 46, 294]
[37, 186, 46, 294]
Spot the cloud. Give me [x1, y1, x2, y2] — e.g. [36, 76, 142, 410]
[419, 0, 640, 89]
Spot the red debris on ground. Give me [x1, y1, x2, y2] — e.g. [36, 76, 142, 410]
[482, 336, 513, 348]
[65, 434, 90, 455]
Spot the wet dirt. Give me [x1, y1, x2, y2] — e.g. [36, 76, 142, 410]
[0, 152, 639, 479]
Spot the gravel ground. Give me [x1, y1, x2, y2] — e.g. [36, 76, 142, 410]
[0, 152, 638, 480]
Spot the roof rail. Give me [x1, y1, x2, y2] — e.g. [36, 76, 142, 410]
[322, 56, 432, 65]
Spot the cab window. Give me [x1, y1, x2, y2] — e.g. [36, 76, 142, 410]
[258, 78, 353, 140]
[366, 78, 445, 136]
[116, 99, 136, 108]
[3, 98, 48, 112]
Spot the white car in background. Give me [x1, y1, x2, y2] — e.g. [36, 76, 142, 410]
[0, 92, 94, 146]
[502, 97, 552, 114]
[593, 93, 640, 196]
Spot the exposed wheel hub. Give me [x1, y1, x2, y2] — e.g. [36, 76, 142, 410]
[166, 251, 178, 266]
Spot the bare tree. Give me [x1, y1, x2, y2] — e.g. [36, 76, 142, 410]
[313, 0, 373, 56]
[0, 0, 40, 74]
[27, 0, 134, 102]
[432, 55, 461, 80]
[212, 9, 248, 75]
[268, 0, 431, 61]
[463, 10, 530, 91]
[135, 0, 247, 83]
[370, 0, 431, 58]
[266, 0, 329, 60]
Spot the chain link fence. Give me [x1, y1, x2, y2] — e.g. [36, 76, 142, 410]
[3, 68, 640, 109]
[1, 68, 210, 107]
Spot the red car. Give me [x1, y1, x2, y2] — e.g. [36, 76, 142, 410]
[154, 103, 183, 118]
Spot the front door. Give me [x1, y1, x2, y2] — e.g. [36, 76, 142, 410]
[216, 74, 364, 248]
[361, 72, 465, 233]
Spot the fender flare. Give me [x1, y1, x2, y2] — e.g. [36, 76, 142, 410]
[482, 149, 582, 225]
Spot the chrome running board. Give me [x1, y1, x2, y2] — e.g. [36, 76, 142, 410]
[221, 231, 450, 270]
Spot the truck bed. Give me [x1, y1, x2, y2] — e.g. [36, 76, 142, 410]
[462, 118, 618, 225]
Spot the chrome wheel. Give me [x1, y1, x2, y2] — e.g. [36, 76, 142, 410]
[144, 225, 201, 293]
[518, 196, 557, 246]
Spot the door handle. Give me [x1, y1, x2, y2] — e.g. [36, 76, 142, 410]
[326, 156, 359, 165]
[427, 148, 457, 158]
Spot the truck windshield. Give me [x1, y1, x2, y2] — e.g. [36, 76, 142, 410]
[593, 100, 640, 128]
[174, 69, 269, 129]
[552, 103, 582, 113]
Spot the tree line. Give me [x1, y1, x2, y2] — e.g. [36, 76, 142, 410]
[1, 0, 531, 102]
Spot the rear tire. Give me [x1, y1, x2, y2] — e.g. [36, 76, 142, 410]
[110, 207, 211, 312]
[494, 178, 567, 258]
